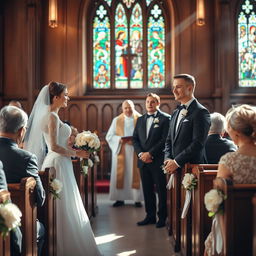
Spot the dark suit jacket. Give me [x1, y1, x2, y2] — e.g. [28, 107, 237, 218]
[165, 99, 211, 167]
[0, 137, 45, 207]
[205, 134, 237, 164]
[0, 160, 22, 256]
[133, 110, 171, 168]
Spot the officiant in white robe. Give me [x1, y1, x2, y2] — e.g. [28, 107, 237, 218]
[106, 100, 144, 207]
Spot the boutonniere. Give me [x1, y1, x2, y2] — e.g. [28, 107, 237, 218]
[153, 117, 159, 124]
[154, 124, 159, 128]
[180, 109, 188, 117]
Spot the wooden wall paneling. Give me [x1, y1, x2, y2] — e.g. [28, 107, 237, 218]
[160, 103, 172, 115]
[4, 0, 28, 98]
[86, 103, 98, 133]
[102, 104, 113, 133]
[135, 103, 143, 114]
[67, 103, 82, 130]
[0, 1, 3, 98]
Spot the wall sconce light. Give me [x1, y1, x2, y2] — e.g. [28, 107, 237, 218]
[49, 0, 58, 28]
[196, 0, 205, 26]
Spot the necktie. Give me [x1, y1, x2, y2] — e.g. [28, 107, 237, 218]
[177, 104, 186, 111]
[146, 114, 155, 118]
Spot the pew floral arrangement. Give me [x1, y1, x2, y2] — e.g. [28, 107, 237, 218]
[204, 189, 226, 217]
[181, 173, 197, 218]
[50, 179, 63, 199]
[0, 202, 22, 237]
[182, 173, 197, 191]
[73, 131, 101, 176]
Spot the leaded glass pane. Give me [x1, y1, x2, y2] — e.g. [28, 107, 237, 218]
[238, 0, 256, 87]
[122, 0, 135, 8]
[130, 3, 143, 88]
[146, 0, 153, 6]
[115, 4, 128, 89]
[103, 0, 112, 6]
[147, 4, 165, 88]
[93, 5, 111, 89]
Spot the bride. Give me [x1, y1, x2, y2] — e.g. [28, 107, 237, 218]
[24, 82, 101, 256]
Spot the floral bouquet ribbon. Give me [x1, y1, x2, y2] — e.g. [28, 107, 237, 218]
[166, 174, 175, 190]
[211, 214, 223, 254]
[181, 173, 197, 219]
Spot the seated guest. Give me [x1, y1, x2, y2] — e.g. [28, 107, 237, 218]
[0, 106, 45, 256]
[204, 104, 256, 256]
[205, 112, 237, 163]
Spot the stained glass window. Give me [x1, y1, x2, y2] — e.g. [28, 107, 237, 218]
[130, 3, 143, 88]
[91, 0, 168, 89]
[148, 4, 165, 88]
[93, 5, 111, 89]
[115, 4, 128, 89]
[238, 0, 256, 87]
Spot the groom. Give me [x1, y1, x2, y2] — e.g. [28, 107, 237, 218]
[133, 93, 171, 228]
[164, 74, 210, 173]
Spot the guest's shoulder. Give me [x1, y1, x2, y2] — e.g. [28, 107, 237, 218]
[16, 147, 37, 163]
[219, 151, 237, 164]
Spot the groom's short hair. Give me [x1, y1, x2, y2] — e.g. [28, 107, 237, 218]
[173, 74, 196, 87]
[0, 106, 28, 133]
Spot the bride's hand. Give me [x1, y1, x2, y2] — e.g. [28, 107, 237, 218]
[76, 150, 90, 159]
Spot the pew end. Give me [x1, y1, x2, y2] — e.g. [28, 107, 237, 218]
[0, 190, 11, 256]
[8, 177, 37, 256]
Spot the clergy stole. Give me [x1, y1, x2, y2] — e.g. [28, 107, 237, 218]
[116, 113, 140, 189]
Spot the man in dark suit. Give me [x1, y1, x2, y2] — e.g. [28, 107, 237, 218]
[164, 74, 211, 173]
[0, 160, 22, 256]
[133, 93, 171, 228]
[205, 112, 237, 164]
[0, 106, 45, 256]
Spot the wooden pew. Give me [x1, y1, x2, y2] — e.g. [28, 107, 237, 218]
[167, 168, 182, 252]
[188, 164, 218, 256]
[253, 195, 256, 256]
[0, 190, 11, 256]
[91, 164, 98, 217]
[215, 178, 256, 255]
[38, 168, 56, 256]
[8, 177, 37, 256]
[72, 159, 86, 209]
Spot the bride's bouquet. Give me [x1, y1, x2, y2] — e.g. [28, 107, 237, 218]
[0, 202, 22, 237]
[74, 131, 101, 176]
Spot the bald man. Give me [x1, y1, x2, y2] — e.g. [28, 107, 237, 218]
[106, 100, 144, 207]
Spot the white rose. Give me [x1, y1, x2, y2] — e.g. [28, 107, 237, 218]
[0, 203, 22, 229]
[204, 189, 224, 213]
[180, 109, 188, 117]
[50, 179, 63, 194]
[88, 159, 94, 168]
[182, 173, 195, 189]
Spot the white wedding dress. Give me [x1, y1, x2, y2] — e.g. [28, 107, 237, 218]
[41, 113, 101, 256]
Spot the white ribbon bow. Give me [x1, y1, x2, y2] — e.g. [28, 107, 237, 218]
[166, 174, 174, 190]
[181, 190, 191, 219]
[211, 214, 223, 254]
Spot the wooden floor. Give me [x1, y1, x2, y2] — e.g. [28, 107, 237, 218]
[91, 194, 177, 256]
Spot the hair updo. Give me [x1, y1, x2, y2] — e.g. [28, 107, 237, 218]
[226, 104, 256, 141]
[48, 81, 67, 104]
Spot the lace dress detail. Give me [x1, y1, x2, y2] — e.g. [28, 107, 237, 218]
[219, 151, 256, 184]
[42, 113, 101, 256]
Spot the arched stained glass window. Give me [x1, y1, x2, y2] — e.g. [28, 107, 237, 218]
[238, 0, 256, 87]
[90, 0, 169, 90]
[148, 4, 165, 88]
[93, 5, 111, 88]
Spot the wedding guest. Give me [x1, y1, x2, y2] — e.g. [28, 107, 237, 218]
[205, 112, 237, 164]
[133, 93, 171, 228]
[204, 104, 256, 256]
[0, 106, 45, 256]
[106, 100, 143, 207]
